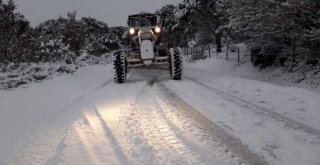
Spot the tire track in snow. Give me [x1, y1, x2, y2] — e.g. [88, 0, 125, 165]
[41, 77, 114, 132]
[185, 76, 320, 139]
[121, 84, 204, 165]
[155, 81, 269, 165]
[12, 78, 114, 165]
[44, 136, 68, 165]
[91, 106, 131, 165]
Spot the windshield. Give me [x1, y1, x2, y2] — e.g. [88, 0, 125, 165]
[128, 14, 157, 27]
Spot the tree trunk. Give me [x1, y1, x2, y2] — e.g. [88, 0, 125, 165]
[215, 33, 222, 53]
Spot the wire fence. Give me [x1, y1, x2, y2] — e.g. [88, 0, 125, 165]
[225, 42, 241, 64]
[181, 44, 212, 60]
[181, 42, 242, 64]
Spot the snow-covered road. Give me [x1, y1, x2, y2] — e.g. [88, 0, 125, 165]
[1, 62, 320, 165]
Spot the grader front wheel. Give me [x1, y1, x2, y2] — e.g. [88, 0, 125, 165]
[169, 48, 183, 80]
[113, 51, 127, 83]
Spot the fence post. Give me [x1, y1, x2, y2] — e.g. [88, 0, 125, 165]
[196, 46, 198, 58]
[238, 47, 240, 64]
[226, 42, 229, 60]
[201, 46, 204, 58]
[186, 47, 188, 58]
[208, 44, 211, 58]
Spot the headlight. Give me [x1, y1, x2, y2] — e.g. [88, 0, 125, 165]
[129, 28, 135, 35]
[155, 26, 161, 33]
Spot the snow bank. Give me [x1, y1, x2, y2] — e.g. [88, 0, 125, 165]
[0, 62, 77, 90]
[184, 43, 320, 93]
[0, 53, 112, 90]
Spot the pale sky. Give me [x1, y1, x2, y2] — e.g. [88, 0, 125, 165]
[12, 0, 182, 27]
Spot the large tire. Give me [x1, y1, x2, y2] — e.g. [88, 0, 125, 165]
[113, 51, 127, 83]
[169, 48, 183, 80]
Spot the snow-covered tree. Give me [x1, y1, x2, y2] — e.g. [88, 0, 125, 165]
[81, 17, 122, 56]
[61, 11, 85, 56]
[176, 0, 231, 52]
[157, 4, 177, 33]
[80, 17, 109, 56]
[0, 0, 33, 64]
[36, 18, 72, 63]
[156, 4, 187, 47]
[36, 12, 123, 62]
[228, 0, 320, 63]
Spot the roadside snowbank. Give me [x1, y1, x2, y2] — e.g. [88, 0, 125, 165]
[185, 44, 320, 94]
[0, 62, 77, 90]
[0, 53, 111, 90]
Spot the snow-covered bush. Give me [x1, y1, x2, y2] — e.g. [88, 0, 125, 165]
[75, 51, 111, 66]
[0, 62, 77, 89]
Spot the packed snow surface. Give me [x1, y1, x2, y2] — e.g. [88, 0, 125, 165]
[0, 60, 320, 165]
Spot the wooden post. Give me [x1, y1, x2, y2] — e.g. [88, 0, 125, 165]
[186, 47, 189, 58]
[208, 44, 211, 58]
[226, 42, 229, 60]
[238, 47, 240, 64]
[196, 46, 198, 57]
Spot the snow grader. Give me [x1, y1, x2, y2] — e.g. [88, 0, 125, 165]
[112, 12, 183, 83]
